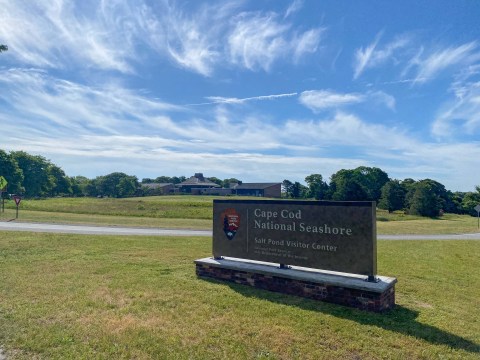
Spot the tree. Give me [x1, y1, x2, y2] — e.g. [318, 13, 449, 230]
[332, 177, 368, 201]
[222, 178, 242, 188]
[329, 169, 368, 201]
[0, 45, 7, 53]
[69, 176, 91, 196]
[449, 191, 465, 214]
[401, 178, 417, 209]
[461, 187, 480, 216]
[282, 179, 294, 198]
[95, 172, 139, 198]
[305, 174, 328, 200]
[85, 178, 99, 197]
[408, 181, 442, 217]
[11, 151, 54, 197]
[48, 164, 72, 196]
[352, 166, 390, 202]
[154, 176, 185, 184]
[378, 180, 405, 213]
[0, 150, 24, 194]
[154, 176, 171, 183]
[207, 177, 222, 187]
[117, 176, 138, 198]
[291, 181, 308, 199]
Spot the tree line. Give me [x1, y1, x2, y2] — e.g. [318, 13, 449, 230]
[1, 150, 479, 217]
[282, 167, 480, 217]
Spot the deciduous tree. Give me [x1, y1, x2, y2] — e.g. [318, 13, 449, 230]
[11, 151, 54, 197]
[305, 174, 328, 200]
[0, 150, 24, 194]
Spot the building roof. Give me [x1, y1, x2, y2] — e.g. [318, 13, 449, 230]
[235, 183, 281, 190]
[178, 173, 221, 187]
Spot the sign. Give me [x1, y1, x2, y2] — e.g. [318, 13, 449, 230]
[0, 176, 7, 191]
[475, 204, 480, 213]
[13, 195, 21, 206]
[213, 199, 377, 277]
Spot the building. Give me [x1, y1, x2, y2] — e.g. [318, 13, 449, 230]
[234, 183, 282, 198]
[177, 173, 221, 194]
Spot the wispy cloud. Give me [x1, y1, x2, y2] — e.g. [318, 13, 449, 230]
[0, 68, 182, 138]
[1, 66, 478, 190]
[0, 1, 321, 77]
[188, 92, 298, 106]
[353, 32, 411, 79]
[432, 81, 480, 138]
[409, 42, 480, 84]
[0, 1, 142, 72]
[298, 90, 395, 112]
[159, 2, 231, 76]
[293, 28, 324, 63]
[227, 12, 290, 71]
[284, 0, 304, 18]
[353, 32, 383, 79]
[228, 12, 322, 71]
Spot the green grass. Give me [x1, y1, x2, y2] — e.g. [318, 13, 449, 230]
[0, 232, 479, 359]
[2, 195, 217, 219]
[1, 196, 479, 234]
[0, 208, 212, 229]
[376, 210, 480, 235]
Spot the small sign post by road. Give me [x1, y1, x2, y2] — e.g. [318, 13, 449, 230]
[0, 176, 7, 213]
[12, 195, 21, 219]
[475, 204, 480, 229]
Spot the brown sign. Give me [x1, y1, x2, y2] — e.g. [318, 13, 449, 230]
[213, 199, 377, 277]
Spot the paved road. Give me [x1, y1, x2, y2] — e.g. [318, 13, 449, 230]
[1, 221, 480, 240]
[0, 221, 211, 237]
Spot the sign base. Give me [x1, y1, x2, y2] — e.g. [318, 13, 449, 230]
[195, 257, 397, 312]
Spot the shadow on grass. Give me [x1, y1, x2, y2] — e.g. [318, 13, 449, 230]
[208, 279, 479, 354]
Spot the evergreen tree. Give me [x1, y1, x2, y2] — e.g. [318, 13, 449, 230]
[408, 182, 442, 217]
[378, 180, 405, 212]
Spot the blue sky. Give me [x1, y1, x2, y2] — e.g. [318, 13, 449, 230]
[1, 0, 479, 191]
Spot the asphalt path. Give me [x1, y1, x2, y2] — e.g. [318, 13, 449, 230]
[1, 221, 480, 240]
[0, 221, 211, 237]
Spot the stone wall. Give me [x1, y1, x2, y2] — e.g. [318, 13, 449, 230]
[195, 258, 396, 312]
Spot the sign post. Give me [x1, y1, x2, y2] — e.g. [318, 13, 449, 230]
[475, 204, 480, 229]
[12, 195, 21, 219]
[0, 176, 7, 213]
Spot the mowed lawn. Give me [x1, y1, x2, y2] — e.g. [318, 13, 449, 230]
[0, 232, 479, 359]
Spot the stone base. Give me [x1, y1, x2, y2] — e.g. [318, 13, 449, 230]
[195, 257, 397, 312]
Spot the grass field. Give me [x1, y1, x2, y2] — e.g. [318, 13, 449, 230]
[0, 232, 478, 359]
[1, 196, 479, 235]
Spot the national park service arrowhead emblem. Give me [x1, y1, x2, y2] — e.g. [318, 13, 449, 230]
[222, 208, 240, 240]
